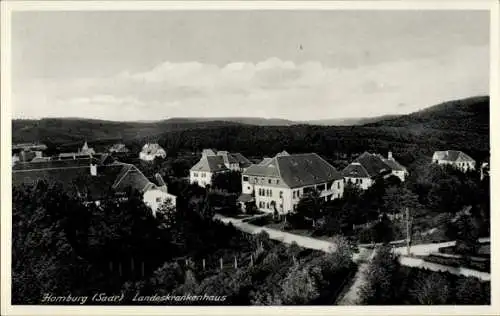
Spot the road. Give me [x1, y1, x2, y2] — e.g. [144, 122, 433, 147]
[214, 213, 338, 253]
[399, 256, 490, 281]
[214, 214, 490, 280]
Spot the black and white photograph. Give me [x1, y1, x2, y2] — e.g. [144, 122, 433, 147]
[1, 1, 498, 315]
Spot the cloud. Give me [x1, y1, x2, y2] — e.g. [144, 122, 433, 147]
[13, 45, 489, 121]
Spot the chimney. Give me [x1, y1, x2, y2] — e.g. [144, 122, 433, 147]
[90, 163, 97, 176]
[155, 173, 168, 192]
[388, 151, 393, 160]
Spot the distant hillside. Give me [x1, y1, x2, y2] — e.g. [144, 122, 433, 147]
[12, 118, 244, 146]
[12, 96, 489, 164]
[165, 117, 297, 126]
[303, 115, 399, 126]
[12, 114, 391, 145]
[366, 96, 489, 134]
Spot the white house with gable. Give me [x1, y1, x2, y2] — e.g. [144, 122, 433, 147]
[342, 151, 408, 190]
[239, 151, 344, 215]
[432, 150, 476, 172]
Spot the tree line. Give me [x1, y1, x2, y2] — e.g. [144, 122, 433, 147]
[11, 179, 355, 305]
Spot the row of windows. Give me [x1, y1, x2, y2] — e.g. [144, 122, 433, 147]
[258, 188, 284, 198]
[258, 201, 283, 210]
[193, 172, 207, 178]
[243, 176, 280, 185]
[291, 181, 342, 199]
[345, 178, 364, 184]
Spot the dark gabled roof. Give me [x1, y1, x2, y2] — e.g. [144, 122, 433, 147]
[433, 150, 475, 162]
[244, 152, 342, 188]
[243, 158, 281, 178]
[232, 153, 252, 168]
[202, 149, 217, 156]
[13, 160, 155, 200]
[217, 151, 239, 164]
[277, 153, 343, 188]
[382, 158, 407, 172]
[13, 166, 92, 194]
[112, 164, 151, 192]
[258, 157, 273, 166]
[342, 162, 371, 178]
[190, 155, 229, 172]
[353, 152, 391, 177]
[13, 157, 99, 171]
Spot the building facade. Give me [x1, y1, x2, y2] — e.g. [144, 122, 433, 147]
[190, 152, 228, 188]
[139, 143, 167, 161]
[432, 150, 476, 172]
[240, 151, 344, 214]
[12, 158, 176, 217]
[189, 149, 252, 187]
[342, 151, 408, 190]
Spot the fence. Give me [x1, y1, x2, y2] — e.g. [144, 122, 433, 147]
[106, 240, 298, 277]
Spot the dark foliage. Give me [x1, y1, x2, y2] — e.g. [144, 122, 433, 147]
[360, 245, 490, 305]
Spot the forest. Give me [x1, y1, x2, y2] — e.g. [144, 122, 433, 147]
[13, 96, 490, 171]
[11, 180, 355, 305]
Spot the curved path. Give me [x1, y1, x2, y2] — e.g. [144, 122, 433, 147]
[214, 214, 490, 281]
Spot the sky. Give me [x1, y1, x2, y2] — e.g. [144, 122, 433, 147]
[11, 10, 490, 121]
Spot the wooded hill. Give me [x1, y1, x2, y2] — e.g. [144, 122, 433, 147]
[12, 95, 490, 168]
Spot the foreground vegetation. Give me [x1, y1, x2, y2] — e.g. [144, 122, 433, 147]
[12, 181, 354, 305]
[360, 246, 490, 305]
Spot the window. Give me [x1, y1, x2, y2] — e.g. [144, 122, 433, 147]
[305, 187, 315, 194]
[268, 179, 272, 184]
[243, 176, 249, 182]
[266, 202, 270, 209]
[279, 191, 283, 198]
[279, 204, 283, 210]
[247, 186, 251, 191]
[317, 184, 326, 191]
[270, 190, 273, 197]
[293, 191, 296, 199]
[193, 172, 198, 177]
[276, 179, 280, 184]
[338, 181, 341, 189]
[156, 197, 162, 203]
